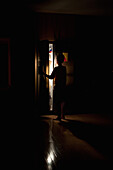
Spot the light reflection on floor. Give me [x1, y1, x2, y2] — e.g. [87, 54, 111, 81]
[46, 119, 57, 170]
[36, 114, 113, 169]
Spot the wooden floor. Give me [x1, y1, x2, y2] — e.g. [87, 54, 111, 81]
[33, 113, 113, 169]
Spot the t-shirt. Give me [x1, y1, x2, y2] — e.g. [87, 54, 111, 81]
[51, 65, 66, 89]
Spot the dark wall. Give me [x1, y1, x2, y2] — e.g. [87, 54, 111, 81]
[74, 15, 113, 114]
[0, 4, 35, 168]
[0, 4, 35, 110]
[64, 15, 113, 114]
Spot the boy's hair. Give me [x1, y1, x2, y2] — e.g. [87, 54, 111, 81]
[57, 53, 64, 64]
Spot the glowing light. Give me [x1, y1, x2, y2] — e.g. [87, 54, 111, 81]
[47, 151, 54, 164]
[49, 43, 54, 110]
[54, 54, 58, 67]
[35, 48, 38, 97]
[50, 151, 54, 161]
[47, 155, 52, 164]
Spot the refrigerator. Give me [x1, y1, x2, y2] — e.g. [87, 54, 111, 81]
[35, 40, 68, 114]
[36, 40, 55, 114]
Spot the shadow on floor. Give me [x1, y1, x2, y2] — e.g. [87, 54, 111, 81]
[59, 119, 113, 161]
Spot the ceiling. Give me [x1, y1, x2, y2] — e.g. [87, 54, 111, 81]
[27, 0, 113, 16]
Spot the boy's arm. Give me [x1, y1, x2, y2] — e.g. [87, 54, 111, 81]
[43, 69, 55, 79]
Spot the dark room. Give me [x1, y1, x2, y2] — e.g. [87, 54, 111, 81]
[0, 0, 113, 169]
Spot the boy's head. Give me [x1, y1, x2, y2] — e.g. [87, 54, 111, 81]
[57, 53, 64, 65]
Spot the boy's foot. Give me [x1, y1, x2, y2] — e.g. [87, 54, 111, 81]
[61, 115, 65, 119]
